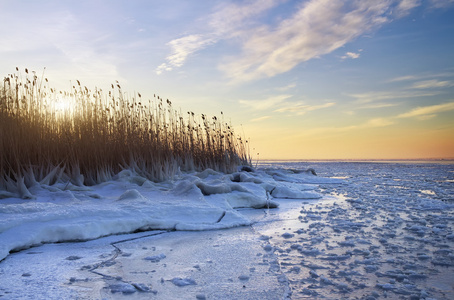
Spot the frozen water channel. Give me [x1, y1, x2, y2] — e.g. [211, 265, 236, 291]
[1, 161, 453, 299]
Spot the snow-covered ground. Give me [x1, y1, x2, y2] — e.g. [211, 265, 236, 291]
[0, 161, 453, 299]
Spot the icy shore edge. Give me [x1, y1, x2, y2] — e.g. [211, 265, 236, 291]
[0, 167, 340, 261]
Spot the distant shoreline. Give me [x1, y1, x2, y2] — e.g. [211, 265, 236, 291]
[258, 159, 454, 165]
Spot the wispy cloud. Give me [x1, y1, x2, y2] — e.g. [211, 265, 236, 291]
[156, 0, 453, 81]
[276, 83, 297, 92]
[250, 116, 272, 122]
[388, 72, 454, 83]
[411, 79, 454, 89]
[294, 116, 394, 137]
[349, 90, 441, 103]
[397, 101, 454, 119]
[341, 51, 361, 60]
[275, 102, 336, 115]
[430, 0, 454, 8]
[284, 100, 453, 139]
[239, 94, 292, 111]
[395, 0, 421, 17]
[156, 0, 278, 75]
[365, 117, 395, 127]
[156, 35, 215, 74]
[239, 94, 335, 116]
[358, 102, 400, 109]
[389, 75, 419, 82]
[221, 0, 393, 81]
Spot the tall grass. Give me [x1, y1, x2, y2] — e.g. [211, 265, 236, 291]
[0, 68, 251, 196]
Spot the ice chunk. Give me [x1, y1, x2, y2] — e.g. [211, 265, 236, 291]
[117, 189, 146, 201]
[282, 232, 294, 239]
[109, 283, 137, 294]
[131, 283, 152, 292]
[172, 180, 204, 198]
[376, 283, 395, 290]
[271, 186, 321, 199]
[171, 277, 197, 286]
[309, 270, 319, 278]
[320, 275, 334, 285]
[144, 253, 166, 262]
[263, 244, 273, 251]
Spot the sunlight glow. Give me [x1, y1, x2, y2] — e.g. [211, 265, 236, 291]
[52, 94, 74, 115]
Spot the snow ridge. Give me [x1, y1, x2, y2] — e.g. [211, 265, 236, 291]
[0, 167, 324, 261]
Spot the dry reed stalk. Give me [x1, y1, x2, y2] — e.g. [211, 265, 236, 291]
[0, 68, 251, 196]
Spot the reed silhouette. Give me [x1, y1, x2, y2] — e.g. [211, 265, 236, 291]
[1, 68, 251, 197]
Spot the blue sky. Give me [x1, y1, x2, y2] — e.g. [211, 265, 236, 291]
[1, 0, 454, 159]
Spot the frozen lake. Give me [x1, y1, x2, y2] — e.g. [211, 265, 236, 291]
[257, 160, 454, 299]
[1, 161, 453, 299]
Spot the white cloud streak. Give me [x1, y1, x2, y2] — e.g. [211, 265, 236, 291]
[430, 0, 454, 8]
[239, 94, 292, 111]
[239, 94, 335, 116]
[389, 72, 454, 83]
[275, 102, 336, 115]
[411, 79, 454, 89]
[358, 102, 400, 109]
[250, 116, 272, 122]
[395, 0, 421, 17]
[397, 101, 454, 119]
[349, 90, 442, 103]
[341, 51, 361, 60]
[365, 117, 395, 127]
[156, 34, 215, 74]
[294, 116, 395, 137]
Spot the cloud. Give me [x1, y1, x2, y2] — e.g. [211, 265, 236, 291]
[207, 0, 278, 35]
[276, 83, 297, 92]
[156, 34, 215, 74]
[239, 94, 335, 116]
[349, 90, 441, 103]
[156, 0, 454, 80]
[220, 0, 395, 81]
[250, 116, 272, 122]
[411, 79, 454, 89]
[389, 72, 454, 83]
[358, 102, 400, 109]
[397, 101, 454, 119]
[157, 0, 416, 80]
[430, 0, 454, 8]
[282, 101, 453, 139]
[239, 94, 292, 111]
[156, 0, 278, 74]
[395, 0, 421, 17]
[341, 51, 361, 60]
[364, 117, 395, 127]
[388, 75, 419, 82]
[293, 116, 394, 137]
[275, 102, 336, 115]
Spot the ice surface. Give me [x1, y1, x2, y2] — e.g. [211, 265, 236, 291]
[252, 161, 454, 299]
[1, 161, 453, 299]
[0, 167, 322, 262]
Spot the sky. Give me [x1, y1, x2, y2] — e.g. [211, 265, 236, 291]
[1, 0, 454, 160]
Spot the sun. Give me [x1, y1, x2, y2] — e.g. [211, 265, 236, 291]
[52, 94, 73, 114]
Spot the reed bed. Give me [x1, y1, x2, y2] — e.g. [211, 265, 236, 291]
[0, 68, 251, 196]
